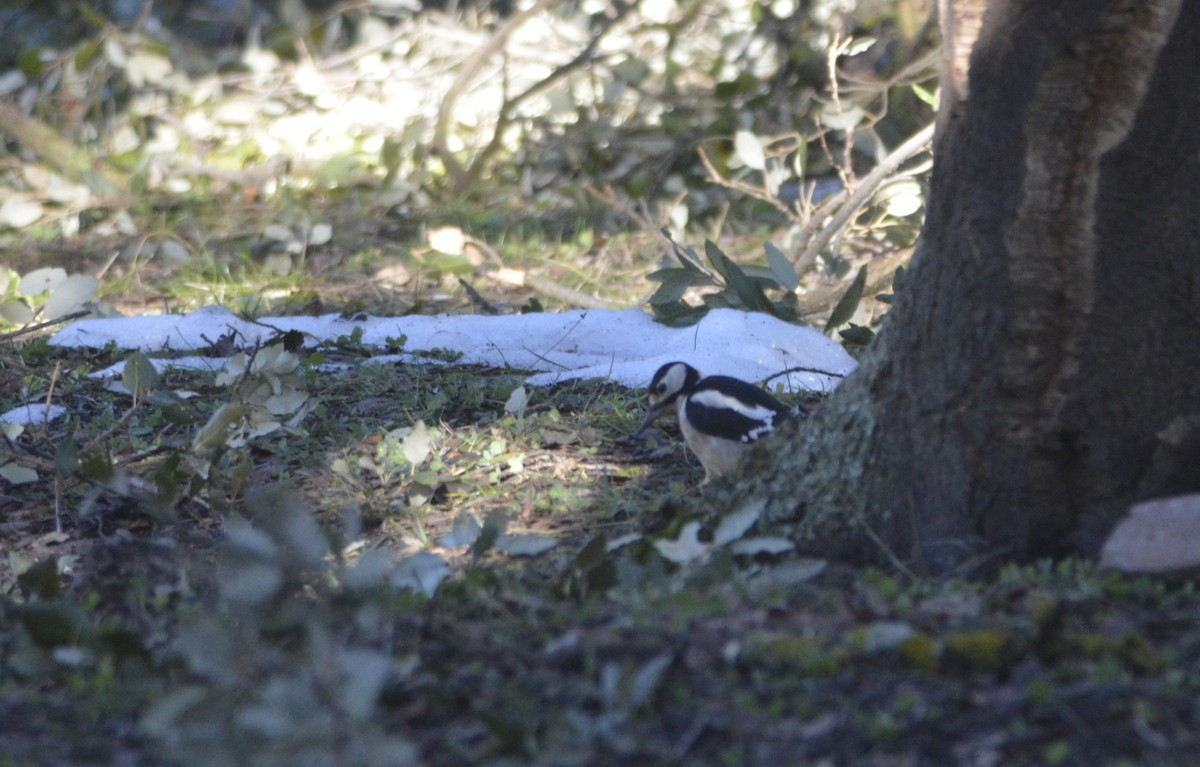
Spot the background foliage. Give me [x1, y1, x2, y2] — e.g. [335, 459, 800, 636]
[19, 4, 1194, 767]
[0, 0, 935, 333]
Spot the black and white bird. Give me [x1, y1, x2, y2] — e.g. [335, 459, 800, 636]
[636, 362, 793, 483]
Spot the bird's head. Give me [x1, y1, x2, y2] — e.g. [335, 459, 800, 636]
[635, 362, 699, 435]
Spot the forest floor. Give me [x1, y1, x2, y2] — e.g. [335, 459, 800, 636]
[2, 215, 1199, 767]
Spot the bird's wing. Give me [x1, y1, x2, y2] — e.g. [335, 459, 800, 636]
[686, 387, 786, 443]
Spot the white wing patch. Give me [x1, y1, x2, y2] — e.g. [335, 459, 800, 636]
[687, 389, 782, 443]
[688, 389, 778, 421]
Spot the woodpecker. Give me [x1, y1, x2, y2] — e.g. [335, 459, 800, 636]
[636, 361, 793, 483]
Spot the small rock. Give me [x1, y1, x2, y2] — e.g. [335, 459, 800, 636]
[1099, 494, 1200, 573]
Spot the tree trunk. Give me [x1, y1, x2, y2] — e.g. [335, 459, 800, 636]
[730, 0, 1200, 573]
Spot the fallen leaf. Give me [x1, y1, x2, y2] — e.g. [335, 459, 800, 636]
[653, 521, 708, 564]
[495, 533, 558, 557]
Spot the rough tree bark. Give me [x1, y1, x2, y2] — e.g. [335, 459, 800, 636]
[727, 0, 1200, 573]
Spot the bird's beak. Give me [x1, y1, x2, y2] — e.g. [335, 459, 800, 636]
[635, 401, 669, 437]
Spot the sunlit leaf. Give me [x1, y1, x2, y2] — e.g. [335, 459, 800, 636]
[427, 226, 466, 255]
[713, 499, 763, 546]
[0, 300, 34, 324]
[912, 82, 940, 109]
[653, 521, 708, 564]
[125, 51, 173, 87]
[439, 512, 482, 548]
[264, 388, 308, 416]
[0, 197, 44, 229]
[495, 533, 558, 557]
[879, 179, 924, 218]
[729, 537, 795, 556]
[818, 102, 866, 131]
[843, 36, 878, 56]
[18, 267, 67, 297]
[0, 462, 38, 485]
[792, 133, 808, 179]
[192, 402, 245, 451]
[308, 222, 333, 246]
[504, 386, 528, 417]
[392, 551, 448, 597]
[734, 130, 766, 171]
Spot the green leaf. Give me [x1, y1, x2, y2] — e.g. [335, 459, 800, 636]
[792, 133, 808, 179]
[648, 268, 711, 306]
[79, 449, 113, 483]
[149, 390, 199, 425]
[417, 249, 474, 275]
[21, 602, 86, 648]
[55, 441, 80, 478]
[144, 453, 185, 520]
[629, 652, 673, 707]
[824, 265, 868, 333]
[662, 229, 710, 274]
[729, 537, 795, 555]
[839, 323, 875, 345]
[612, 57, 650, 85]
[122, 352, 160, 398]
[0, 462, 37, 484]
[764, 242, 799, 291]
[574, 534, 609, 571]
[912, 82, 940, 109]
[472, 509, 507, 558]
[705, 240, 776, 315]
[19, 47, 46, 78]
[245, 483, 328, 571]
[440, 513, 482, 548]
[17, 557, 61, 600]
[650, 299, 708, 326]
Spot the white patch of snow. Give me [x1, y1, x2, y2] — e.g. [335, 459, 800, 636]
[48, 306, 856, 391]
[0, 403, 67, 426]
